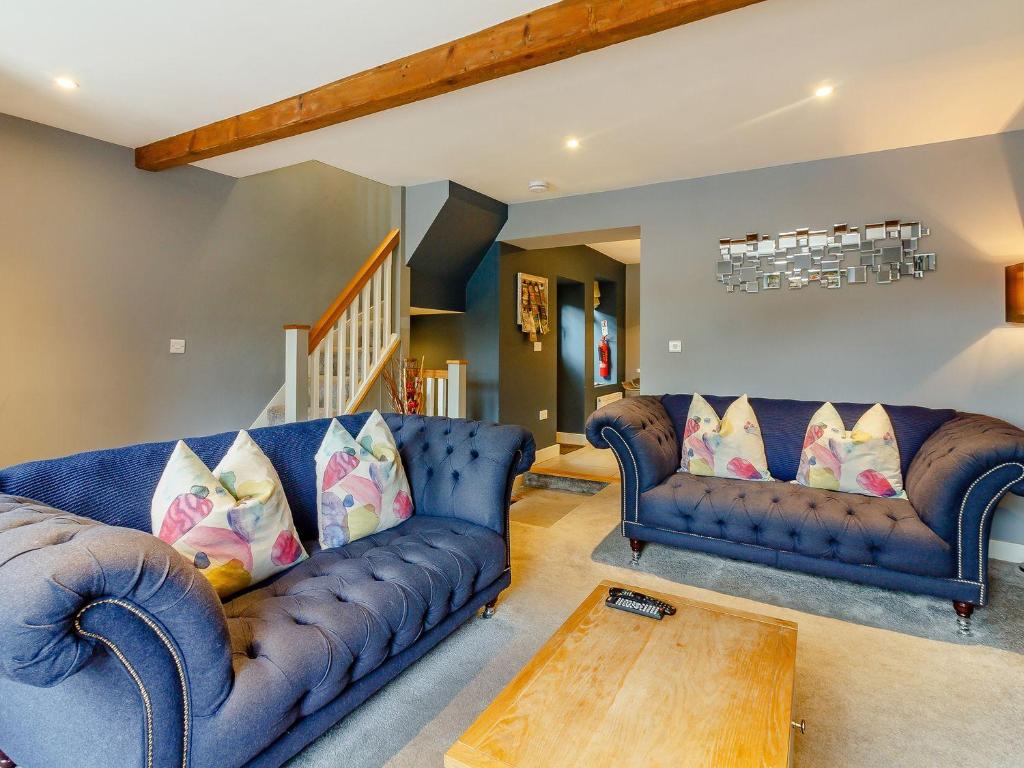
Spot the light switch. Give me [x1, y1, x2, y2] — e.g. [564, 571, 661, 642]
[534, 341, 543, 352]
[539, 409, 549, 420]
[668, 340, 682, 353]
[170, 339, 186, 354]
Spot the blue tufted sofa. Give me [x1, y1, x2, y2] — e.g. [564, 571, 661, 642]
[587, 394, 1024, 622]
[0, 413, 534, 768]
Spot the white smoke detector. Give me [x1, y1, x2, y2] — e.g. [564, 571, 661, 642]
[528, 180, 550, 193]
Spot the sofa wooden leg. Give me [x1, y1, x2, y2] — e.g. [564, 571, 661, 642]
[0, 748, 15, 768]
[480, 599, 497, 619]
[629, 538, 644, 568]
[953, 601, 974, 634]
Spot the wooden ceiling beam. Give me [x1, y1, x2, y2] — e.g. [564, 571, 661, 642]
[135, 0, 765, 171]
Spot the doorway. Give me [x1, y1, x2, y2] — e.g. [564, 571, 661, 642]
[556, 278, 586, 435]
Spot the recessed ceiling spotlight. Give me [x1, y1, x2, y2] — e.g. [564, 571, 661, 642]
[54, 76, 79, 90]
[528, 180, 550, 193]
[565, 137, 580, 150]
[814, 84, 834, 98]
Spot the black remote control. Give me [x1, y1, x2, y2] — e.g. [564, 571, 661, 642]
[605, 587, 676, 619]
[608, 587, 677, 615]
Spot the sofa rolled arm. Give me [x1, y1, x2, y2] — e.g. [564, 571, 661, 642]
[905, 414, 1024, 599]
[587, 396, 679, 492]
[389, 415, 535, 537]
[0, 495, 233, 711]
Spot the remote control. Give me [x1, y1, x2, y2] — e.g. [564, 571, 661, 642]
[607, 587, 677, 616]
[602, 589, 675, 618]
[606, 593, 664, 619]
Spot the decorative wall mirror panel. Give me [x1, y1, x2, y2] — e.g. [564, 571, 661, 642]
[715, 220, 935, 294]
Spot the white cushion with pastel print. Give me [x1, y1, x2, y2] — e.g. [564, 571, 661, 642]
[151, 431, 307, 598]
[316, 410, 414, 549]
[680, 393, 773, 481]
[795, 403, 905, 498]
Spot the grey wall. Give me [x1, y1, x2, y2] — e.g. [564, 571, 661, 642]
[409, 240, 504, 422]
[500, 130, 1024, 547]
[625, 263, 641, 381]
[409, 314, 465, 370]
[0, 113, 393, 466]
[498, 245, 625, 449]
[406, 182, 507, 311]
[409, 243, 626, 448]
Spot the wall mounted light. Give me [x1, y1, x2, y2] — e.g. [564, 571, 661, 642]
[1007, 263, 1024, 323]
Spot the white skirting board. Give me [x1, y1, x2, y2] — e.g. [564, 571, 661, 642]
[989, 538, 1024, 563]
[532, 444, 561, 465]
[555, 432, 588, 446]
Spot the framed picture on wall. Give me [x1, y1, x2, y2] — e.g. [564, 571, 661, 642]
[516, 272, 549, 341]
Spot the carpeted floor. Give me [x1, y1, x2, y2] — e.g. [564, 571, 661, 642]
[592, 526, 1024, 654]
[288, 485, 1024, 768]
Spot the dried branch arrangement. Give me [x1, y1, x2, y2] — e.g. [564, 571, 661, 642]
[382, 357, 425, 414]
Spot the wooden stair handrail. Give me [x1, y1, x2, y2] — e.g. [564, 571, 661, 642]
[308, 228, 400, 354]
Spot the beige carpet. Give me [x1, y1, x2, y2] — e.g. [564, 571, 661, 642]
[291, 485, 1024, 767]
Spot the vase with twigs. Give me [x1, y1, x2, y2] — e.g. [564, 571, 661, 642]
[382, 357, 424, 414]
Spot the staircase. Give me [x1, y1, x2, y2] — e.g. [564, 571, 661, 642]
[252, 228, 469, 427]
[253, 230, 402, 427]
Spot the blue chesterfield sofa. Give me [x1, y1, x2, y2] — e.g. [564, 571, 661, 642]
[587, 394, 1024, 623]
[0, 413, 534, 768]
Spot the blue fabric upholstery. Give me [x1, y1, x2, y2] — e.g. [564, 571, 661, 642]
[0, 413, 535, 540]
[639, 475, 951, 577]
[659, 393, 956, 481]
[588, 395, 1024, 608]
[0, 415, 533, 768]
[205, 516, 507, 768]
[586, 395, 678, 494]
[905, 413, 1024, 603]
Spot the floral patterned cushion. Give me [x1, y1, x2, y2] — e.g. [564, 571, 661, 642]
[316, 410, 414, 549]
[151, 431, 307, 598]
[796, 402, 905, 498]
[680, 393, 772, 481]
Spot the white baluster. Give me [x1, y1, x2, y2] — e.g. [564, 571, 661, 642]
[446, 360, 467, 419]
[348, 295, 358, 411]
[383, 253, 392, 342]
[323, 328, 334, 416]
[319, 341, 328, 419]
[372, 270, 382, 362]
[425, 376, 436, 417]
[437, 377, 447, 417]
[283, 325, 310, 423]
[360, 283, 371, 387]
[336, 317, 345, 416]
[307, 345, 315, 420]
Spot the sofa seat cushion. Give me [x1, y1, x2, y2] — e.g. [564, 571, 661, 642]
[639, 474, 952, 577]
[220, 515, 505, 721]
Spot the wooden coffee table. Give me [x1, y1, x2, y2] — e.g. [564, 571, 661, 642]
[446, 580, 799, 768]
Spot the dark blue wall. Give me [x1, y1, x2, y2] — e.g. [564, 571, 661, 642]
[408, 182, 507, 312]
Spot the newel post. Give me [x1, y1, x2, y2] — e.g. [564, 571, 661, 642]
[446, 360, 468, 419]
[284, 325, 311, 423]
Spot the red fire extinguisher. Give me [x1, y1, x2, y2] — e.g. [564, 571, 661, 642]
[599, 335, 611, 380]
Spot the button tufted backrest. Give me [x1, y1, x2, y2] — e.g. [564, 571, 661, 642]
[0, 414, 534, 540]
[384, 414, 534, 535]
[660, 394, 956, 482]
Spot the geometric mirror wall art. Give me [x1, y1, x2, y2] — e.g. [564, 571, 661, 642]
[716, 220, 936, 293]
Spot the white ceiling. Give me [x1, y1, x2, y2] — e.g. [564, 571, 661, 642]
[2, 0, 1022, 203]
[589, 240, 642, 264]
